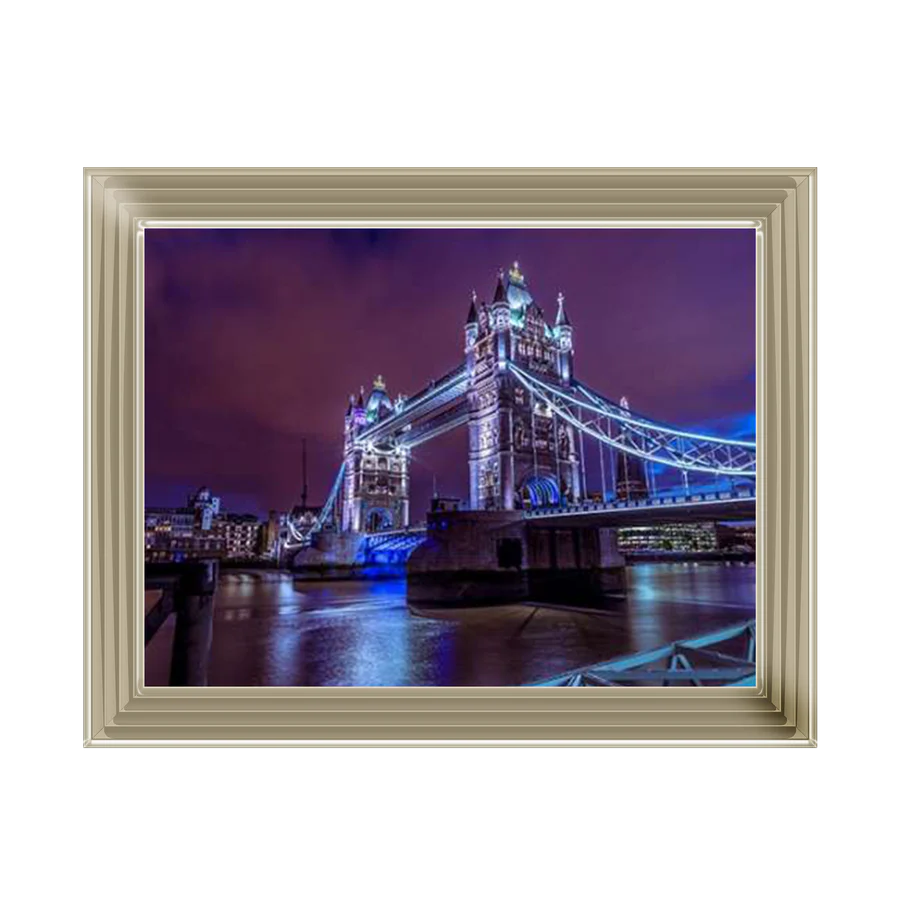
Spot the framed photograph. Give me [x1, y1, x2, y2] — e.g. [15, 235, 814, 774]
[84, 168, 815, 746]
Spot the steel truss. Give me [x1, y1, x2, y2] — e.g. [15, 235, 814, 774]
[508, 363, 756, 478]
[356, 365, 468, 449]
[290, 359, 755, 541]
[356, 527, 428, 563]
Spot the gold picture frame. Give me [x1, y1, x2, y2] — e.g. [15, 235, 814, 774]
[84, 168, 815, 747]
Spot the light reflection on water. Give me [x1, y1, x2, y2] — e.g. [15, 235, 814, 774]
[145, 563, 755, 687]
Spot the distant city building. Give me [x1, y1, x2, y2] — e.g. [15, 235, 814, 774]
[144, 505, 225, 562]
[617, 523, 718, 553]
[145, 507, 195, 540]
[188, 485, 221, 531]
[261, 510, 285, 558]
[213, 513, 264, 559]
[145, 486, 269, 563]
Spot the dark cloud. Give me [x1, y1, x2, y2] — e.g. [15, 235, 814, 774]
[145, 228, 755, 517]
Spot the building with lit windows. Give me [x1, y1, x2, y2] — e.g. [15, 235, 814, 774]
[188, 485, 221, 530]
[144, 506, 225, 562]
[213, 513, 264, 559]
[260, 510, 287, 559]
[144, 486, 265, 562]
[617, 522, 718, 553]
[145, 507, 195, 540]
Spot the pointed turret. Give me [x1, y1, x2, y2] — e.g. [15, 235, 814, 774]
[466, 290, 478, 325]
[556, 292, 574, 384]
[555, 292, 571, 327]
[464, 289, 480, 355]
[493, 270, 507, 304]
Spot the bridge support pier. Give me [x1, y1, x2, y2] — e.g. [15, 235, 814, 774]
[597, 528, 626, 588]
[145, 560, 219, 687]
[170, 586, 216, 687]
[285, 530, 366, 578]
[407, 511, 626, 606]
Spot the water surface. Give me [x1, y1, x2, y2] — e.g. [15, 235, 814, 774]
[145, 562, 755, 686]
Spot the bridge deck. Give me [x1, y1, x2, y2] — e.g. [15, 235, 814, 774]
[525, 489, 755, 526]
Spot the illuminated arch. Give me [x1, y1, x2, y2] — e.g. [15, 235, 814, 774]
[521, 475, 560, 509]
[365, 507, 394, 533]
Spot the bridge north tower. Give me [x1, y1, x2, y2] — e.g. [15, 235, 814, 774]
[341, 376, 410, 532]
[465, 263, 582, 511]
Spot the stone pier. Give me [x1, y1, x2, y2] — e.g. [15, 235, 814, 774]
[287, 531, 366, 579]
[406, 509, 626, 606]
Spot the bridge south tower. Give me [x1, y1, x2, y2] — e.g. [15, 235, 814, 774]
[465, 263, 582, 511]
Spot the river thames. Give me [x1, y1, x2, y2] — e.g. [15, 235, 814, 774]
[145, 562, 755, 687]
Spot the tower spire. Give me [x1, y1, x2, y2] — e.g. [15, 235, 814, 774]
[555, 291, 571, 327]
[493, 269, 507, 304]
[466, 289, 478, 324]
[555, 291, 574, 384]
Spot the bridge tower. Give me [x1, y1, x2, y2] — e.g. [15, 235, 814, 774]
[341, 376, 410, 532]
[466, 262, 582, 511]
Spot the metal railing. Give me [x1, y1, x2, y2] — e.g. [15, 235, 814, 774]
[532, 620, 756, 687]
[524, 485, 756, 518]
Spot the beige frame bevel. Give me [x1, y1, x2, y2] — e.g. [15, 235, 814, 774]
[84, 168, 815, 747]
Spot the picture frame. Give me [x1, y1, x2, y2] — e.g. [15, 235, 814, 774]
[84, 167, 815, 747]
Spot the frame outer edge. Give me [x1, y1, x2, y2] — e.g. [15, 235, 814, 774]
[84, 168, 816, 746]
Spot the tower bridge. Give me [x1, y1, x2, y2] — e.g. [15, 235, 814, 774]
[286, 262, 755, 599]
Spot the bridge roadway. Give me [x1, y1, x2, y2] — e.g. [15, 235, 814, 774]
[523, 487, 755, 527]
[356, 488, 755, 547]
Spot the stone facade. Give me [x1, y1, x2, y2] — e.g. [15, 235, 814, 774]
[466, 263, 581, 512]
[406, 509, 626, 605]
[341, 376, 410, 533]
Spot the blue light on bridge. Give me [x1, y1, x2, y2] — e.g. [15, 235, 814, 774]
[523, 475, 560, 508]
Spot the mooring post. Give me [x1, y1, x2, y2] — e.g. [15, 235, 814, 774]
[169, 560, 219, 687]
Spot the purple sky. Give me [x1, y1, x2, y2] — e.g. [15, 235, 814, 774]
[145, 228, 756, 518]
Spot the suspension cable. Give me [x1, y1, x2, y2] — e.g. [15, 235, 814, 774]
[578, 406, 587, 501]
[507, 364, 755, 478]
[599, 433, 607, 502]
[286, 460, 347, 544]
[530, 382, 538, 481]
[510, 364, 754, 448]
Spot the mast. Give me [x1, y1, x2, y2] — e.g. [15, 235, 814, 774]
[301, 438, 308, 509]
